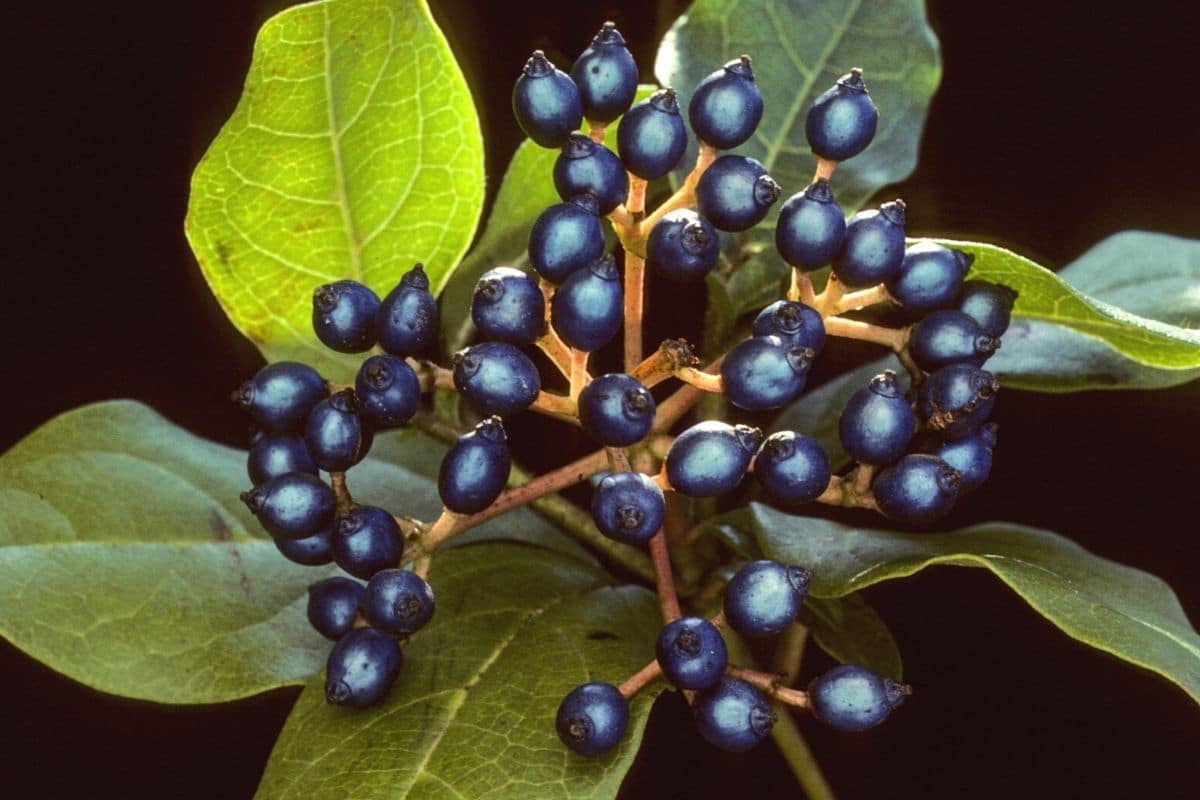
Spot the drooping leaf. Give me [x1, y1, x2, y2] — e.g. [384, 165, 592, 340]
[186, 0, 485, 381]
[802, 594, 903, 681]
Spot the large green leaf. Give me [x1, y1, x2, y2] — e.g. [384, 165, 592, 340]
[257, 544, 661, 799]
[802, 594, 903, 681]
[186, 0, 484, 381]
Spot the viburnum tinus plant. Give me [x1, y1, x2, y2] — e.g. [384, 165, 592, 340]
[2, 1, 1198, 797]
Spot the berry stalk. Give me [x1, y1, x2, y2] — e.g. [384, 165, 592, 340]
[637, 143, 718, 239]
[623, 251, 646, 372]
[651, 354, 727, 432]
[724, 666, 810, 709]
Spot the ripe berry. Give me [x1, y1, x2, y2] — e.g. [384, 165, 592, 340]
[571, 22, 638, 123]
[452, 342, 541, 417]
[873, 454, 961, 523]
[362, 569, 435, 636]
[355, 354, 420, 430]
[808, 664, 909, 732]
[805, 68, 879, 161]
[529, 193, 606, 284]
[720, 336, 814, 411]
[553, 133, 629, 215]
[775, 179, 846, 270]
[556, 682, 629, 756]
[247, 432, 317, 485]
[751, 300, 826, 353]
[693, 677, 776, 752]
[687, 55, 764, 149]
[241, 472, 334, 540]
[512, 50, 583, 148]
[590, 471, 665, 544]
[325, 627, 402, 709]
[578, 373, 655, 446]
[233, 362, 328, 434]
[928, 422, 997, 493]
[471, 267, 545, 345]
[304, 390, 370, 472]
[550, 254, 623, 352]
[838, 370, 916, 466]
[656, 616, 728, 691]
[306, 576, 365, 640]
[723, 559, 812, 638]
[695, 155, 780, 232]
[917, 364, 999, 440]
[438, 417, 510, 514]
[887, 242, 973, 312]
[665, 421, 762, 497]
[333, 505, 404, 579]
[958, 280, 1019, 337]
[833, 200, 907, 287]
[755, 431, 832, 505]
[617, 88, 687, 180]
[645, 209, 719, 282]
[377, 264, 438, 357]
[275, 527, 333, 566]
[311, 279, 380, 353]
[909, 309, 1000, 372]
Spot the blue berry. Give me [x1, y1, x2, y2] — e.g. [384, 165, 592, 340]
[377, 264, 438, 357]
[751, 300, 826, 353]
[693, 677, 776, 752]
[275, 527, 333, 566]
[452, 342, 541, 417]
[838, 370, 916, 466]
[512, 50, 583, 148]
[958, 280, 1019, 338]
[723, 559, 811, 638]
[571, 22, 638, 123]
[304, 390, 370, 472]
[809, 664, 909, 732]
[578, 373, 655, 446]
[556, 682, 629, 756]
[550, 254, 623, 352]
[617, 88, 687, 180]
[917, 364, 999, 440]
[833, 200, 907, 288]
[438, 417, 511, 514]
[687, 55, 763, 149]
[233, 362, 327, 434]
[333, 505, 404, 580]
[873, 454, 961, 523]
[553, 133, 629, 215]
[928, 422, 997, 493]
[887, 242, 973, 312]
[695, 154, 780, 232]
[590, 471, 665, 544]
[720, 336, 814, 411]
[755, 431, 832, 505]
[471, 267, 545, 345]
[910, 309, 1000, 372]
[805, 69, 878, 161]
[646, 209, 719, 282]
[325, 627, 402, 708]
[529, 194, 606, 284]
[241, 472, 334, 540]
[355, 354, 420, 430]
[247, 432, 317, 485]
[311, 280, 380, 353]
[656, 616, 728, 691]
[363, 569, 435, 636]
[775, 179, 846, 270]
[306, 576, 365, 640]
[665, 421, 762, 497]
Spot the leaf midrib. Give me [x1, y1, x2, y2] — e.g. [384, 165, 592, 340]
[323, 2, 363, 282]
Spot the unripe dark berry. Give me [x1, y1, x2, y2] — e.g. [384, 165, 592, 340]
[693, 677, 776, 752]
[355, 354, 420, 430]
[887, 242, 973, 312]
[775, 179, 846, 270]
[617, 88, 687, 179]
[909, 309, 1000, 372]
[247, 432, 317, 485]
[275, 527, 333, 566]
[723, 559, 812, 638]
[571, 22, 638, 123]
[471, 267, 545, 345]
[528, 193, 606, 284]
[362, 568, 435, 636]
[928, 422, 997, 493]
[556, 682, 629, 756]
[809, 664, 909, 732]
[241, 472, 335, 540]
[958, 280, 1019, 338]
[873, 454, 961, 523]
[833, 200, 907, 287]
[304, 389, 371, 472]
[687, 55, 764, 149]
[838, 370, 916, 466]
[720, 336, 814, 411]
[324, 627, 402, 709]
[306, 576, 365, 640]
[655, 616, 728, 691]
[917, 364, 999, 440]
[333, 505, 404, 580]
[751, 300, 826, 353]
[646, 209, 719, 282]
[805, 69, 879, 161]
[438, 417, 510, 514]
[550, 254, 623, 352]
[377, 264, 438, 357]
[665, 421, 762, 497]
[311, 279, 380, 353]
[452, 342, 541, 417]
[695, 154, 780, 232]
[755, 431, 832, 505]
[590, 471, 665, 544]
[512, 50, 583, 148]
[578, 373, 655, 446]
[553, 133, 629, 215]
[232, 362, 328, 434]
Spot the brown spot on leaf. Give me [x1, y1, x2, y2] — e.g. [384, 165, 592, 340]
[586, 631, 619, 641]
[215, 241, 232, 266]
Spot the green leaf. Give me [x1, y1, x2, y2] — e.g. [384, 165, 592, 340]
[740, 504, 1200, 704]
[257, 544, 661, 799]
[186, 0, 484, 381]
[802, 594, 903, 681]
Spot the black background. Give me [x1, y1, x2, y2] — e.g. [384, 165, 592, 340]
[4, 1, 1199, 797]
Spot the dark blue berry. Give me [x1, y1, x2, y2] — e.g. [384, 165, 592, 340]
[720, 336, 814, 411]
[910, 309, 1000, 372]
[471, 267, 545, 345]
[838, 370, 916, 466]
[438, 417, 510, 514]
[571, 22, 638, 123]
[553, 133, 629, 215]
[590, 471, 665, 544]
[550, 254, 623, 352]
[578, 373, 655, 446]
[355, 354, 420, 430]
[333, 505, 404, 580]
[311, 280, 380, 353]
[929, 422, 997, 493]
[362, 569, 435, 636]
[645, 209, 719, 282]
[722, 559, 811, 638]
[556, 682, 629, 756]
[833, 200, 907, 287]
[887, 243, 973, 312]
[805, 69, 879, 162]
[247, 432, 317, 485]
[512, 50, 583, 148]
[306, 576, 365, 640]
[695, 154, 780, 232]
[687, 55, 764, 149]
[241, 472, 334, 540]
[452, 342, 541, 417]
[617, 88, 687, 180]
[665, 421, 762, 497]
[304, 390, 370, 472]
[775, 179, 846, 270]
[324, 627, 402, 708]
[958, 280, 1019, 338]
[528, 194, 605, 284]
[275, 527, 333, 566]
[917, 364, 999, 440]
[656, 616, 728, 690]
[693, 677, 776, 752]
[751, 300, 826, 353]
[755, 431, 832, 505]
[233, 362, 328, 434]
[809, 664, 909, 732]
[873, 454, 961, 523]
[377, 264, 438, 357]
